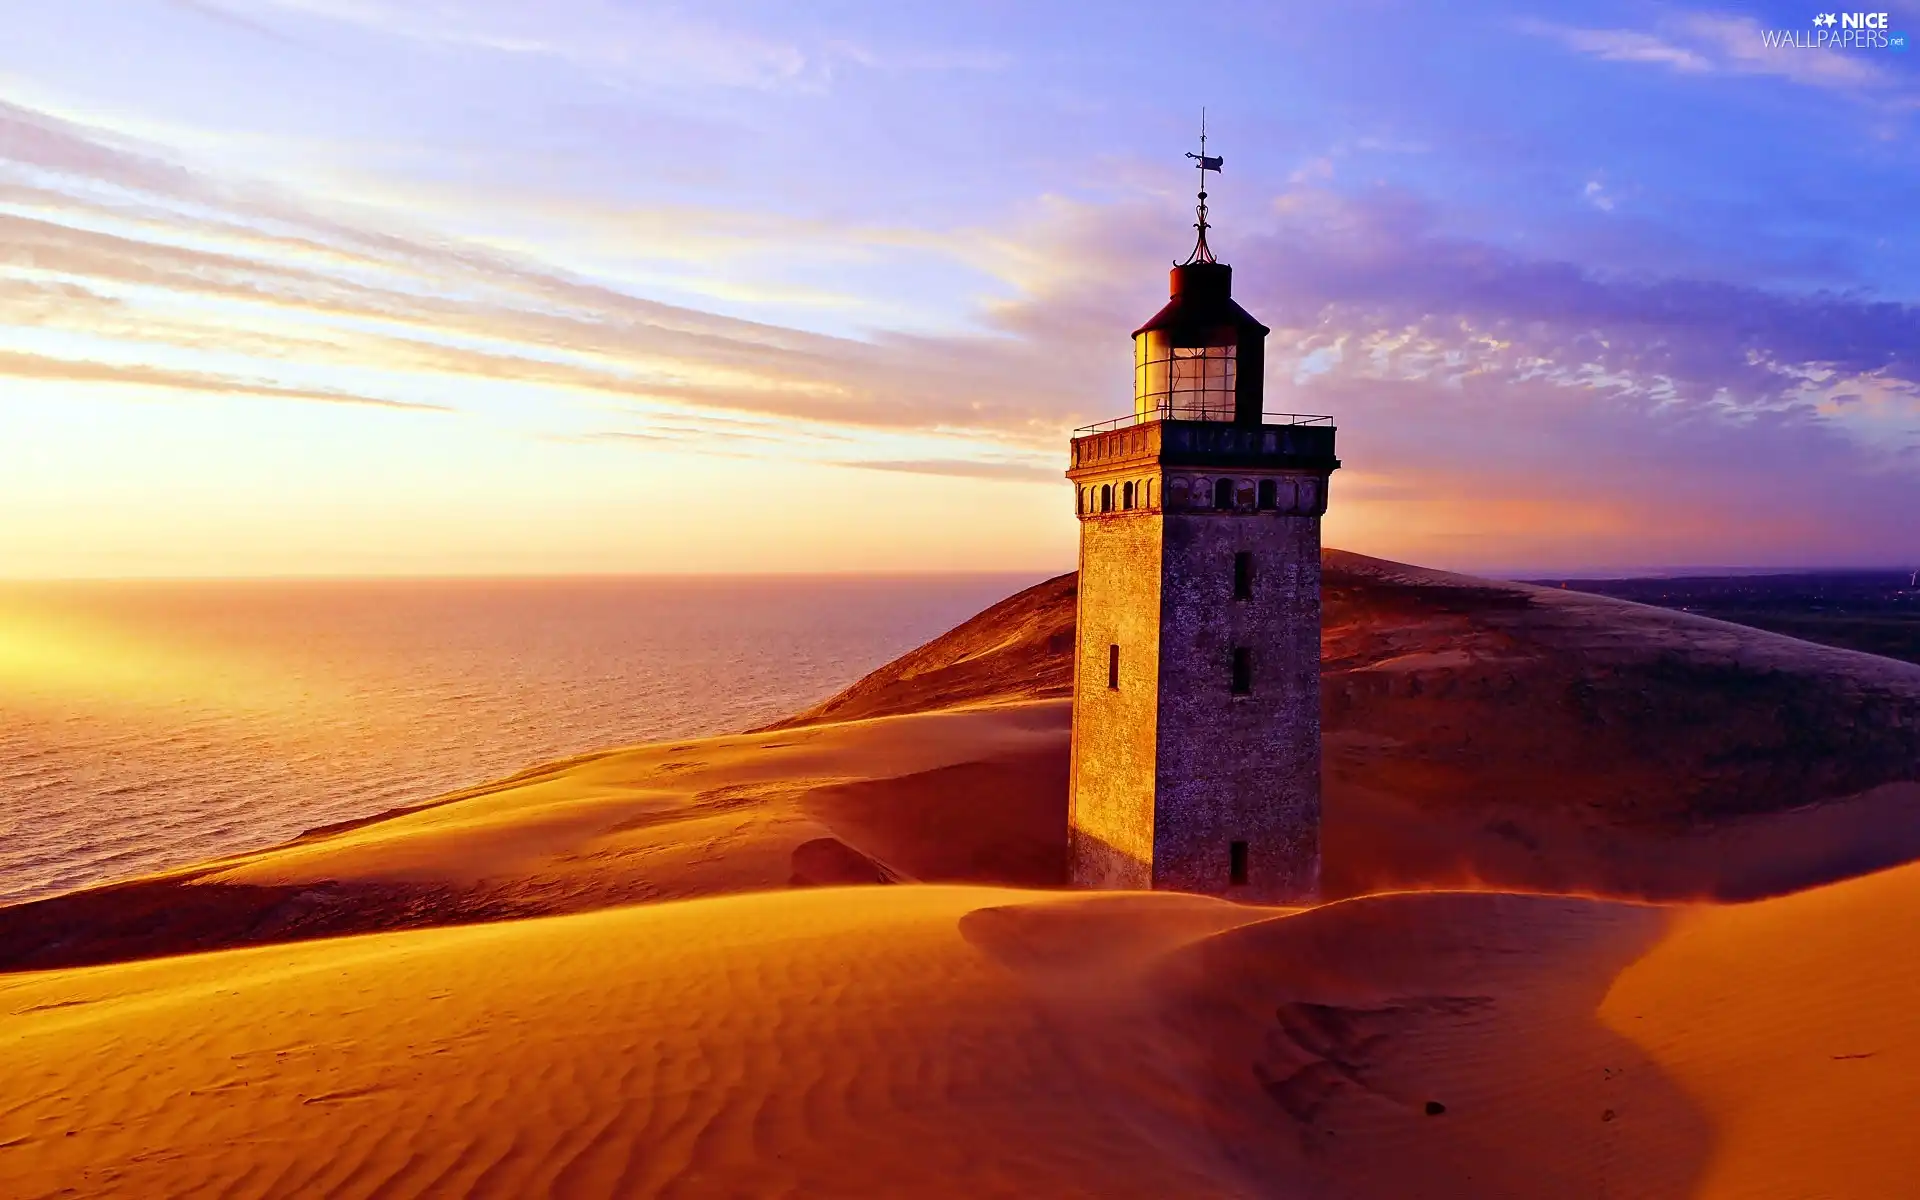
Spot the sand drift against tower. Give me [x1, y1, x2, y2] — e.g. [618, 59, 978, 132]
[1065, 131, 1341, 900]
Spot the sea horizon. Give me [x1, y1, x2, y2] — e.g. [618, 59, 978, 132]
[0, 568, 1076, 585]
[0, 573, 1047, 907]
[9, 561, 1917, 585]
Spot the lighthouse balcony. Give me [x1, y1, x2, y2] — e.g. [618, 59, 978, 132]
[1068, 411, 1339, 476]
[1074, 407, 1332, 435]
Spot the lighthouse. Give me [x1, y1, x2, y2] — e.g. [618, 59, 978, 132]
[1064, 130, 1339, 900]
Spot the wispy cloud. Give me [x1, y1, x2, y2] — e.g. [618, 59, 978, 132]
[3, 80, 1916, 569]
[183, 0, 855, 93]
[0, 348, 447, 410]
[162, 0, 302, 45]
[1519, 22, 1713, 73]
[833, 458, 1058, 482]
[0, 97, 1045, 440]
[1519, 11, 1905, 96]
[15, 86, 1914, 447]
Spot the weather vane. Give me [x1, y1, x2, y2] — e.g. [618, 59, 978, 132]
[1183, 107, 1223, 264]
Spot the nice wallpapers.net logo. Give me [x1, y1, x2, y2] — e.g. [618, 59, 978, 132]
[1763, 12, 1909, 50]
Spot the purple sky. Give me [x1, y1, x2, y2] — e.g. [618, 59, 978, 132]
[0, 0, 1914, 575]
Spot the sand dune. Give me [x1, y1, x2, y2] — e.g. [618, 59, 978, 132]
[0, 702, 1069, 971]
[9, 550, 1915, 970]
[770, 570, 1076, 727]
[1142, 859, 1920, 1197]
[6, 866, 1919, 1197]
[1316, 553, 1920, 894]
[4, 550, 1918, 1196]
[0, 886, 1264, 1199]
[783, 550, 1920, 900]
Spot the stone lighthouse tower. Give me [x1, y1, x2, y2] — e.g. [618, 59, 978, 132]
[1065, 135, 1339, 901]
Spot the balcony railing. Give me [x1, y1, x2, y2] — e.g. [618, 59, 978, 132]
[1073, 408, 1334, 436]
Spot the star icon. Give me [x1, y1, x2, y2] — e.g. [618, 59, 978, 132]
[1814, 12, 1837, 26]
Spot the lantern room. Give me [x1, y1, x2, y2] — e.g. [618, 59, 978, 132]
[1131, 257, 1269, 424]
[1128, 145, 1270, 425]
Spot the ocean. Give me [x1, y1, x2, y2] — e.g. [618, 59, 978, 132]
[0, 573, 1043, 906]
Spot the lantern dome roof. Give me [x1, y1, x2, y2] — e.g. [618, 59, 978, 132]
[1131, 260, 1270, 340]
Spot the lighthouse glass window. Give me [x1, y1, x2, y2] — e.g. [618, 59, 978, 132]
[1134, 331, 1237, 421]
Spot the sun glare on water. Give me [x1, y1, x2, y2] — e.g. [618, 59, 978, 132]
[0, 598, 327, 722]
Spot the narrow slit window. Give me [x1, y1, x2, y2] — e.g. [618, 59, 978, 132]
[1231, 647, 1252, 695]
[1257, 479, 1276, 510]
[1107, 643, 1120, 690]
[1100, 484, 1113, 513]
[1123, 481, 1136, 510]
[1213, 477, 1235, 509]
[1229, 841, 1249, 886]
[1233, 551, 1253, 600]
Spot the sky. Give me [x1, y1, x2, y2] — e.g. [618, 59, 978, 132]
[0, 0, 1914, 577]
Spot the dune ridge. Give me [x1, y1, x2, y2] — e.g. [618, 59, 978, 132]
[769, 569, 1077, 728]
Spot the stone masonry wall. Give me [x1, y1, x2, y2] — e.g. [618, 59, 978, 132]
[1153, 492, 1324, 900]
[1067, 508, 1163, 889]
